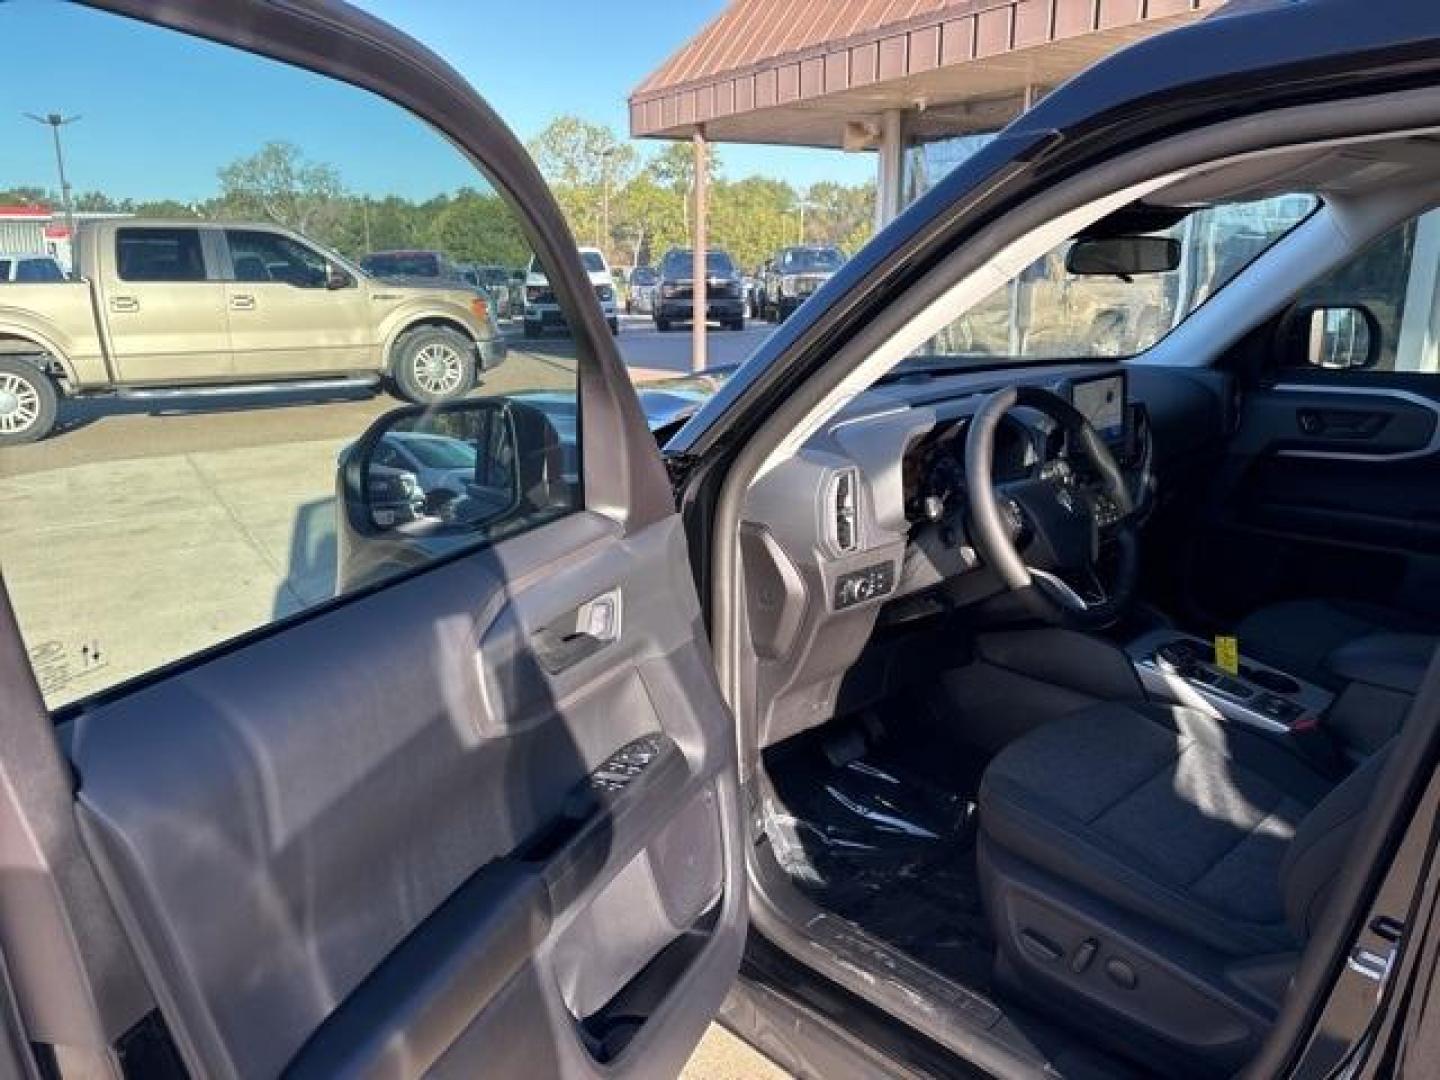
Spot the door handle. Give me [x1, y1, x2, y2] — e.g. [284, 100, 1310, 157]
[1297, 408, 1387, 438]
[531, 590, 622, 674]
[230, 294, 256, 311]
[109, 296, 139, 313]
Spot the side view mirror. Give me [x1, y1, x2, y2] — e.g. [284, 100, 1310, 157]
[340, 400, 527, 539]
[327, 263, 355, 289]
[1065, 235, 1181, 277]
[1294, 304, 1380, 370]
[335, 398, 574, 593]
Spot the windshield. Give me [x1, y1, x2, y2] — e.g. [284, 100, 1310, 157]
[581, 251, 606, 273]
[908, 194, 1317, 366]
[662, 251, 735, 278]
[781, 248, 843, 273]
[400, 436, 477, 469]
[361, 252, 442, 278]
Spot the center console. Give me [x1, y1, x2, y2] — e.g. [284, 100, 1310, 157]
[1127, 630, 1334, 734]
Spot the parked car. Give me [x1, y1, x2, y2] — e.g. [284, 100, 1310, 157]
[759, 244, 845, 321]
[10, 6, 1440, 1080]
[457, 263, 514, 320]
[524, 246, 619, 336]
[626, 265, 658, 314]
[358, 249, 460, 281]
[653, 247, 745, 331]
[0, 220, 506, 444]
[0, 252, 65, 283]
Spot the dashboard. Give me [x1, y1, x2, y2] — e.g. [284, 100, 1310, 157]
[740, 361, 1227, 748]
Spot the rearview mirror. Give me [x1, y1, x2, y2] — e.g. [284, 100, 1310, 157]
[1301, 304, 1379, 370]
[1066, 235, 1181, 276]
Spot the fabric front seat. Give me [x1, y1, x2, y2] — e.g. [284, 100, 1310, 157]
[1238, 598, 1438, 694]
[977, 701, 1392, 1074]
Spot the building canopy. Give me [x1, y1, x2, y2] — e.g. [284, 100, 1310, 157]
[630, 0, 1220, 150]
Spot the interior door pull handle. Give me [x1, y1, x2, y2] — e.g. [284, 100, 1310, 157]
[1297, 408, 1386, 438]
[532, 590, 622, 674]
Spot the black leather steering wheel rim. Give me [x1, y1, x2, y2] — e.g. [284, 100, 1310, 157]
[964, 385, 1138, 627]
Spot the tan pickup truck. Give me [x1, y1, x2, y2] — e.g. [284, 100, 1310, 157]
[0, 219, 507, 444]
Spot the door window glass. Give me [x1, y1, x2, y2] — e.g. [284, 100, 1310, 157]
[226, 229, 329, 286]
[116, 227, 206, 281]
[15, 258, 63, 282]
[0, 1, 586, 710]
[1290, 209, 1440, 373]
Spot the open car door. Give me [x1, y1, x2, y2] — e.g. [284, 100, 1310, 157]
[0, 2, 744, 1077]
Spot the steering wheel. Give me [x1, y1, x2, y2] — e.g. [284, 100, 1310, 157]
[964, 386, 1139, 628]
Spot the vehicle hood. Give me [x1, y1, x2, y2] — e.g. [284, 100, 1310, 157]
[510, 365, 736, 438]
[527, 269, 612, 288]
[368, 276, 479, 301]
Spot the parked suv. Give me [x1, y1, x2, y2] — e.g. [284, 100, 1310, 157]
[0, 219, 506, 444]
[523, 246, 619, 336]
[0, 253, 65, 283]
[760, 244, 845, 322]
[654, 247, 745, 332]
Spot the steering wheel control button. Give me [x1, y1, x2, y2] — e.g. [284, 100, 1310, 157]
[1070, 937, 1098, 974]
[1105, 957, 1138, 990]
[833, 562, 895, 610]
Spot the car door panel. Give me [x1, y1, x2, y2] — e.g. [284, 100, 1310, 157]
[1199, 380, 1440, 620]
[69, 511, 741, 1079]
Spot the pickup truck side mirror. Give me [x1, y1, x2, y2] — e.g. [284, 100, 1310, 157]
[1282, 303, 1381, 370]
[326, 263, 355, 290]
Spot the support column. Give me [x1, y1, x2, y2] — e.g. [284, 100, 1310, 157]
[692, 125, 709, 374]
[875, 108, 905, 230]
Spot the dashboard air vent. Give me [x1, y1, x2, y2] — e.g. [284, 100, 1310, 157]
[831, 469, 859, 553]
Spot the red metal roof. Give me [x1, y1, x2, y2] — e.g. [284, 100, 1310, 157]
[630, 0, 1220, 144]
[634, 1, 970, 96]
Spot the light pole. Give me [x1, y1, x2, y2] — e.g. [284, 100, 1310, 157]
[796, 197, 813, 245]
[599, 145, 619, 258]
[25, 113, 81, 243]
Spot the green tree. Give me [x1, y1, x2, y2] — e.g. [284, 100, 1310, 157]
[802, 180, 876, 253]
[711, 176, 796, 270]
[527, 117, 638, 256]
[425, 189, 530, 266]
[216, 140, 345, 240]
[645, 140, 722, 235]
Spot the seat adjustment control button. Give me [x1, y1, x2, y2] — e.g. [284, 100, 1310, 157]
[1070, 937, 1098, 973]
[1019, 930, 1063, 964]
[1105, 957, 1138, 990]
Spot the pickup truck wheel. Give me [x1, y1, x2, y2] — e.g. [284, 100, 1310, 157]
[0, 359, 59, 446]
[391, 326, 476, 404]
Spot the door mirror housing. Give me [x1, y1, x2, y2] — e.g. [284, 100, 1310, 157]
[1065, 235, 1181, 276]
[337, 397, 575, 591]
[327, 263, 355, 290]
[342, 400, 527, 534]
[1292, 304, 1381, 369]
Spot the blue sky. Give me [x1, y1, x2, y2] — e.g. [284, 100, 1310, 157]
[3, 1, 873, 205]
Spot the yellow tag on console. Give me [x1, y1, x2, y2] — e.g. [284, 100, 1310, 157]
[1215, 635, 1240, 676]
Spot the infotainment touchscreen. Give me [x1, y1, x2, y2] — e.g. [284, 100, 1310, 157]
[1071, 374, 1126, 442]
